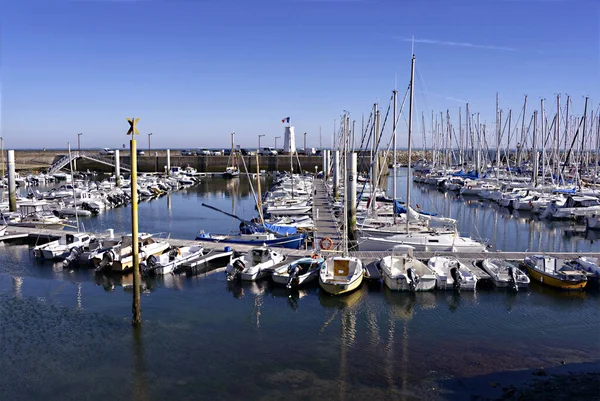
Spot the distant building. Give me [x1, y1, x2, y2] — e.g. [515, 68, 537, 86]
[283, 126, 296, 153]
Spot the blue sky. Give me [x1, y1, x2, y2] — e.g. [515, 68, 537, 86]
[2, 0, 599, 150]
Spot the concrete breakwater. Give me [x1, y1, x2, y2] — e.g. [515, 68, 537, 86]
[11, 149, 399, 174]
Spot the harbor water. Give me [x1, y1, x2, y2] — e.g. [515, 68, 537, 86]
[1, 175, 599, 400]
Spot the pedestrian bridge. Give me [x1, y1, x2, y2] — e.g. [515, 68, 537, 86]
[47, 153, 130, 175]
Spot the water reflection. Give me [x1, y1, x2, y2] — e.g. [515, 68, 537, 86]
[131, 326, 149, 401]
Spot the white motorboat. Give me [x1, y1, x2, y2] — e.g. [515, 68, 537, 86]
[143, 245, 205, 275]
[379, 247, 436, 291]
[427, 256, 478, 291]
[93, 232, 170, 272]
[79, 236, 121, 265]
[225, 246, 285, 281]
[272, 255, 325, 288]
[318, 256, 364, 295]
[6, 202, 67, 230]
[480, 258, 530, 290]
[541, 196, 600, 220]
[33, 232, 94, 260]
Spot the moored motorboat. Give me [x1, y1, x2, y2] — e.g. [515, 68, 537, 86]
[93, 232, 170, 272]
[226, 246, 285, 281]
[480, 258, 529, 290]
[319, 256, 364, 296]
[33, 232, 94, 260]
[272, 254, 324, 288]
[523, 255, 587, 290]
[143, 245, 205, 275]
[427, 256, 478, 291]
[379, 247, 436, 291]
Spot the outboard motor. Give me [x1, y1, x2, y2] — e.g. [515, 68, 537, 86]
[62, 246, 82, 268]
[96, 250, 115, 273]
[168, 248, 179, 261]
[287, 264, 301, 289]
[227, 259, 245, 281]
[450, 265, 463, 292]
[406, 268, 421, 291]
[507, 265, 518, 292]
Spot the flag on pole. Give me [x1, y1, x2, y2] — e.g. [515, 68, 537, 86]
[281, 117, 290, 123]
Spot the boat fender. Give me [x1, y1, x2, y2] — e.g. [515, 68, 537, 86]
[319, 237, 334, 251]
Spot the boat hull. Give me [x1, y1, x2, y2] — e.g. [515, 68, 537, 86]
[382, 274, 437, 291]
[196, 233, 306, 249]
[524, 265, 587, 290]
[319, 274, 363, 295]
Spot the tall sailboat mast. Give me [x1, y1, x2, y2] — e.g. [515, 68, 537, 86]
[406, 54, 415, 234]
[393, 89, 398, 225]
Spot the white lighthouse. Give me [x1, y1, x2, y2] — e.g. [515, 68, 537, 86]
[283, 126, 296, 154]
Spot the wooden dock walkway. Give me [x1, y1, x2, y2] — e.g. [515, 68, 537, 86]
[312, 178, 342, 250]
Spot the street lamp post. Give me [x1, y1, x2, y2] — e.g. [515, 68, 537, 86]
[275, 136, 281, 150]
[148, 133, 153, 152]
[258, 134, 265, 150]
[304, 132, 307, 153]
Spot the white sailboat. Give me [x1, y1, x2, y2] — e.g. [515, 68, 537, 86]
[319, 112, 364, 296]
[223, 132, 240, 178]
[359, 53, 487, 253]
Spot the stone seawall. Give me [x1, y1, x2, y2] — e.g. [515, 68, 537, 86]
[10, 149, 427, 173]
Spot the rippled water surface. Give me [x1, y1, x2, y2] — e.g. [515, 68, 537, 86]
[1, 175, 599, 400]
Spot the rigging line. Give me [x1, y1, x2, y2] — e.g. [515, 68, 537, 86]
[357, 112, 375, 174]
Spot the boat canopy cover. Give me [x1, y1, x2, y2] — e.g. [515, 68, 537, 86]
[393, 200, 438, 217]
[551, 187, 576, 194]
[452, 170, 480, 179]
[393, 200, 407, 215]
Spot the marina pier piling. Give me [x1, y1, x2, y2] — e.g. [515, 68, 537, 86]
[333, 150, 340, 198]
[346, 152, 357, 245]
[7, 150, 17, 212]
[114, 149, 121, 187]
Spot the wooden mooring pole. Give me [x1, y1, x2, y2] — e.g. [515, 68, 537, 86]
[127, 117, 142, 326]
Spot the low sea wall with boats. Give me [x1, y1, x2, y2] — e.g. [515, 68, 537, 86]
[12, 149, 397, 174]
